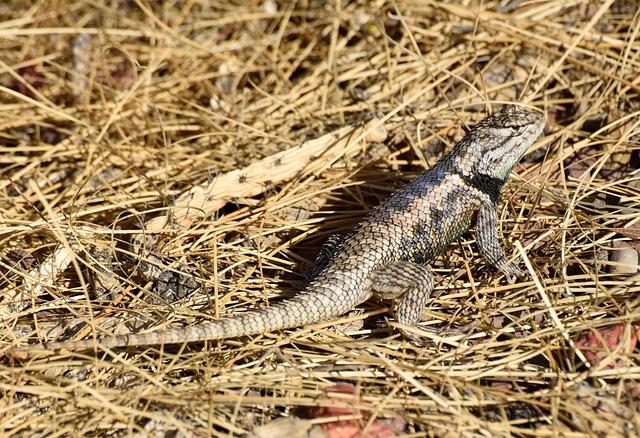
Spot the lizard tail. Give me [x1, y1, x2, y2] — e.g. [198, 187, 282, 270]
[15, 283, 365, 353]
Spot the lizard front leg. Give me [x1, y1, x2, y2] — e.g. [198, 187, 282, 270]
[370, 262, 435, 342]
[476, 201, 524, 279]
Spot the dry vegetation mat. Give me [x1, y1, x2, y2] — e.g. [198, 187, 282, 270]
[1, 1, 640, 436]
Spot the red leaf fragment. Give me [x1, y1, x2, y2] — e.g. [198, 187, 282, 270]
[308, 383, 404, 438]
[576, 324, 639, 369]
[10, 56, 46, 97]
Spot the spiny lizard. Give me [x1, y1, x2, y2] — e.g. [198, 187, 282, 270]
[14, 105, 545, 352]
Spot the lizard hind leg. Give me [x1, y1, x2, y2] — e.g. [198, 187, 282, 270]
[306, 233, 346, 280]
[370, 262, 435, 343]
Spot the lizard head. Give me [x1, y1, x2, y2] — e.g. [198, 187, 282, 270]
[463, 105, 546, 182]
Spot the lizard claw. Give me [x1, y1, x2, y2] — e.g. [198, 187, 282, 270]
[401, 329, 427, 347]
[500, 261, 525, 283]
[401, 321, 479, 346]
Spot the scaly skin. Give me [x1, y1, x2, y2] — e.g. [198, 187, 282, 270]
[15, 105, 545, 352]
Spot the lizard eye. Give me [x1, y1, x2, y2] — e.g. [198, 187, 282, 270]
[509, 125, 524, 132]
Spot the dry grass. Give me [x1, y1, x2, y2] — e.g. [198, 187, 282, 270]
[1, 1, 640, 436]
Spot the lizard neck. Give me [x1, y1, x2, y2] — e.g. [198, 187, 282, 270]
[458, 172, 504, 204]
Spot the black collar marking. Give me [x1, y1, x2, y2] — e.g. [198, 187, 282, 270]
[460, 172, 504, 204]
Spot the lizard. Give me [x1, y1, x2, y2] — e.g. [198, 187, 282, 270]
[12, 104, 545, 353]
